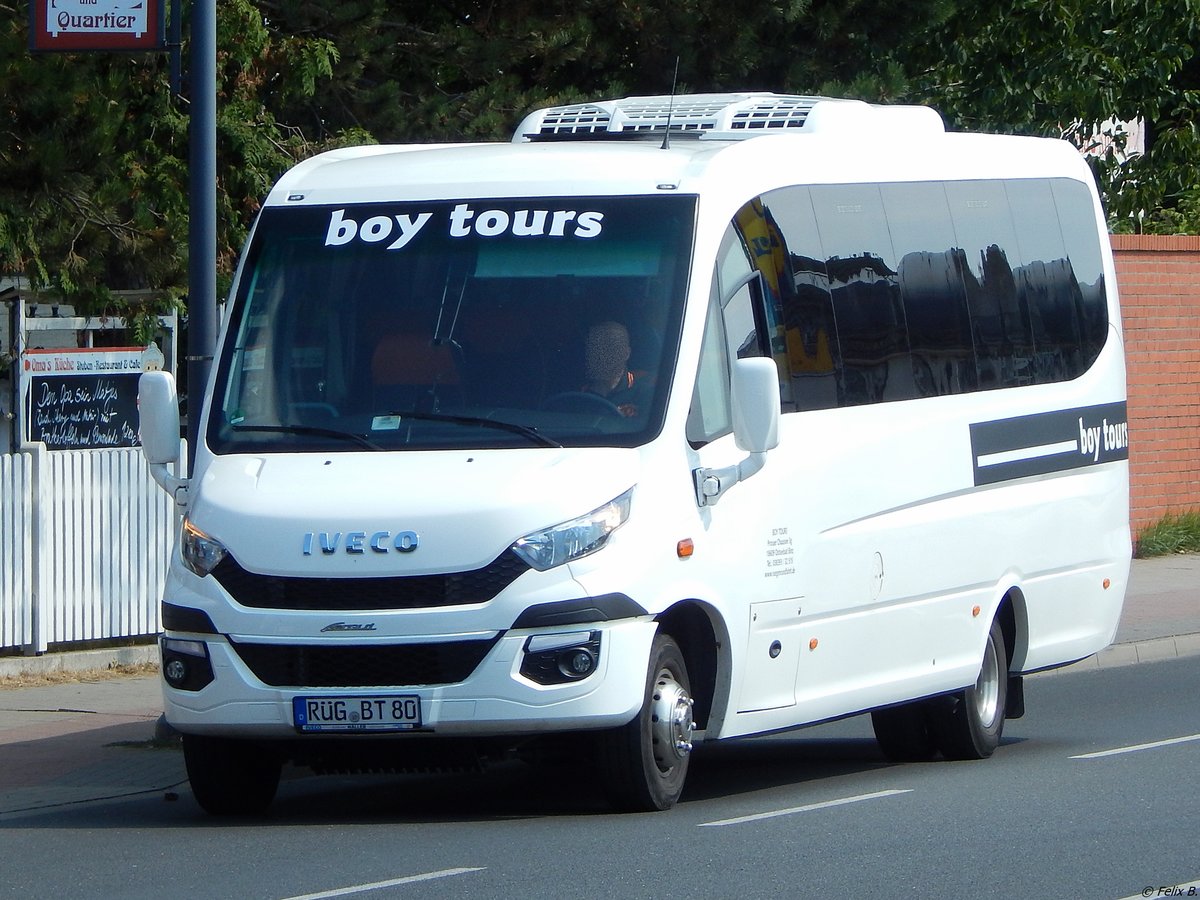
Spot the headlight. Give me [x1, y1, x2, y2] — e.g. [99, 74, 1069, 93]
[511, 488, 633, 571]
[181, 516, 228, 577]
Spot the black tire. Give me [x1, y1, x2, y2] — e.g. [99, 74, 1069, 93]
[929, 618, 1008, 760]
[183, 734, 282, 816]
[597, 634, 694, 812]
[871, 701, 938, 762]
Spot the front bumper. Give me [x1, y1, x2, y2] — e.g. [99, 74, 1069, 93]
[161, 617, 657, 739]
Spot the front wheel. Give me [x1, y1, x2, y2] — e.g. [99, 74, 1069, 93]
[596, 634, 695, 811]
[183, 734, 282, 816]
[929, 618, 1008, 760]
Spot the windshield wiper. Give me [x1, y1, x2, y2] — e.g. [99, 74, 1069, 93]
[231, 423, 383, 451]
[387, 410, 563, 448]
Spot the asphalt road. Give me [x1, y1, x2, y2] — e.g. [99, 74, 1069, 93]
[3, 655, 1198, 900]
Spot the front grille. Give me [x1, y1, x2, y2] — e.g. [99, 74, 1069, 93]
[211, 551, 529, 611]
[231, 637, 501, 688]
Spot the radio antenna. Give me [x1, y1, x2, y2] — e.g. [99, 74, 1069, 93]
[661, 57, 680, 150]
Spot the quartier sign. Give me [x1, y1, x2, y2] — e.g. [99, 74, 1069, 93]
[29, 0, 165, 53]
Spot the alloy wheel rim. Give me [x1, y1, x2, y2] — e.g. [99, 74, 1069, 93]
[973, 632, 1001, 728]
[650, 666, 694, 772]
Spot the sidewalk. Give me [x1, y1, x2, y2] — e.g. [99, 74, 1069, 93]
[0, 554, 1196, 817]
[1103, 552, 1200, 666]
[0, 674, 184, 817]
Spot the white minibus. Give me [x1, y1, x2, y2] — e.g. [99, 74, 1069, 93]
[140, 93, 1130, 815]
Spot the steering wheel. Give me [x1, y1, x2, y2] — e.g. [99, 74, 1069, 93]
[287, 402, 340, 419]
[542, 391, 624, 417]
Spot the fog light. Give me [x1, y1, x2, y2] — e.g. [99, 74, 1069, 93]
[559, 647, 596, 678]
[160, 637, 215, 692]
[164, 658, 188, 685]
[520, 631, 602, 685]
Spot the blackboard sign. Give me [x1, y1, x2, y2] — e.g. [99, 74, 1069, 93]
[22, 348, 144, 450]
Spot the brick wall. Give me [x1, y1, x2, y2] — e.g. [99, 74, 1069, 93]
[1112, 234, 1200, 533]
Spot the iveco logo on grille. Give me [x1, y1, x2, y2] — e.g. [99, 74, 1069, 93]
[321, 622, 378, 633]
[303, 530, 420, 555]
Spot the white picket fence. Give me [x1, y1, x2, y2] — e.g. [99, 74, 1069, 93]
[0, 452, 33, 649]
[0, 444, 178, 654]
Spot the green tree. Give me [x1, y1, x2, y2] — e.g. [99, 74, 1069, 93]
[257, 0, 953, 144]
[16, 0, 1199, 317]
[907, 0, 1200, 230]
[0, 0, 962, 319]
[0, 0, 341, 330]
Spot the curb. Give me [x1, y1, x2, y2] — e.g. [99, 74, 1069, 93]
[1030, 632, 1200, 677]
[1094, 632, 1200, 668]
[0, 643, 159, 680]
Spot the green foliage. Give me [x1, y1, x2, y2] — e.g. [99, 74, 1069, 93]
[0, 0, 344, 316]
[7, 0, 1200, 312]
[257, 0, 954, 143]
[0, 25, 184, 309]
[1110, 188, 1200, 235]
[1135, 511, 1200, 558]
[2, 0, 960, 318]
[905, 1, 1200, 230]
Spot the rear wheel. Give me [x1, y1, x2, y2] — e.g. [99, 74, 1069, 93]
[929, 618, 1008, 760]
[183, 734, 282, 816]
[597, 634, 694, 811]
[871, 701, 937, 762]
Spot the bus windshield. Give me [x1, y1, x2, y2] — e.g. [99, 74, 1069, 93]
[209, 195, 696, 452]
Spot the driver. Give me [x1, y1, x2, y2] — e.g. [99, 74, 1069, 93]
[582, 321, 649, 418]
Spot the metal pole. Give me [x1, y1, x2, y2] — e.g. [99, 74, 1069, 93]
[169, 0, 182, 98]
[186, 0, 216, 473]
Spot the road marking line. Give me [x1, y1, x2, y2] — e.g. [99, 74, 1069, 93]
[281, 867, 486, 900]
[698, 788, 913, 827]
[1071, 732, 1200, 760]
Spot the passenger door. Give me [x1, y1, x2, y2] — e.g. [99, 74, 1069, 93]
[688, 224, 803, 716]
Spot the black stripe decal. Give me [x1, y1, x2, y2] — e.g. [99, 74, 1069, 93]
[970, 401, 1128, 486]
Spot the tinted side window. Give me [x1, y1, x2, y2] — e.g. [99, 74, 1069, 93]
[810, 184, 914, 405]
[1051, 179, 1109, 369]
[945, 180, 1035, 389]
[752, 190, 841, 410]
[716, 226, 768, 361]
[881, 183, 977, 397]
[687, 278, 733, 444]
[753, 178, 1109, 411]
[1005, 179, 1078, 383]
[739, 200, 798, 408]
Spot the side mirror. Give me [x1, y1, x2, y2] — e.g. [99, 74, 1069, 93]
[693, 356, 781, 507]
[139, 371, 189, 507]
[732, 356, 780, 454]
[138, 371, 181, 465]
